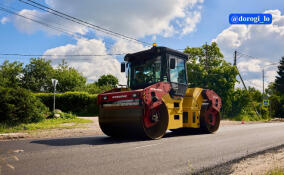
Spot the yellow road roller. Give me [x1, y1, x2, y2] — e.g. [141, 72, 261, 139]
[97, 45, 222, 139]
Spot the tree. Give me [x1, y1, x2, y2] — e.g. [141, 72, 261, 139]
[275, 57, 284, 94]
[97, 74, 119, 87]
[77, 83, 113, 94]
[266, 83, 283, 118]
[230, 88, 251, 117]
[54, 60, 87, 92]
[267, 57, 284, 118]
[0, 87, 49, 124]
[0, 60, 23, 88]
[184, 42, 239, 117]
[248, 87, 262, 102]
[22, 58, 54, 92]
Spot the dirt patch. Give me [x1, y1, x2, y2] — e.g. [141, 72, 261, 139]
[197, 146, 284, 175]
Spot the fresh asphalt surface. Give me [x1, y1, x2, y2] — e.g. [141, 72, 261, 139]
[1, 122, 284, 175]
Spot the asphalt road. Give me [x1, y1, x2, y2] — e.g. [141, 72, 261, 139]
[1, 122, 284, 175]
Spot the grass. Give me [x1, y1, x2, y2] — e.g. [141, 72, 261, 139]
[267, 168, 284, 175]
[0, 117, 93, 134]
[224, 114, 272, 122]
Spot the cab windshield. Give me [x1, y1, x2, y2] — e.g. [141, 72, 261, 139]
[129, 56, 161, 89]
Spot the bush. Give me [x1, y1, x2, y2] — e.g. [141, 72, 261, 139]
[0, 87, 49, 125]
[35, 92, 98, 116]
[61, 112, 77, 119]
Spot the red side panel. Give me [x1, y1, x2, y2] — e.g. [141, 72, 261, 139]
[203, 90, 222, 112]
[143, 82, 171, 128]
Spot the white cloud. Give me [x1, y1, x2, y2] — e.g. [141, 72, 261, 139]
[1, 17, 9, 24]
[214, 9, 284, 90]
[110, 39, 148, 54]
[44, 38, 127, 84]
[12, 9, 88, 35]
[9, 0, 203, 38]
[182, 11, 201, 35]
[238, 59, 263, 73]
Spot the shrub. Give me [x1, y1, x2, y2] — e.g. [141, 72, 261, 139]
[0, 87, 49, 125]
[61, 112, 77, 119]
[35, 92, 98, 116]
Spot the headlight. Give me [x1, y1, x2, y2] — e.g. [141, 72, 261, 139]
[103, 96, 108, 100]
[132, 93, 137, 98]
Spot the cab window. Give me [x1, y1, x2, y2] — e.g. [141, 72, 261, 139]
[169, 57, 186, 84]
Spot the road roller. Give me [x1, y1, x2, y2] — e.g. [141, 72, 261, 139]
[97, 45, 222, 139]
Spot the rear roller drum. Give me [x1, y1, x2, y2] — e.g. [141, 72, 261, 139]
[200, 104, 220, 133]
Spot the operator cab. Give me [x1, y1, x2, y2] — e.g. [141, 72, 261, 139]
[121, 46, 188, 96]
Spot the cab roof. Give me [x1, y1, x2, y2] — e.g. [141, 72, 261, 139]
[124, 46, 188, 62]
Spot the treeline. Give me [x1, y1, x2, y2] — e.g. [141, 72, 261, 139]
[266, 57, 284, 118]
[0, 58, 118, 93]
[184, 42, 283, 119]
[0, 58, 118, 125]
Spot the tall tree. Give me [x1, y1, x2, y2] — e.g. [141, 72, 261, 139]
[275, 56, 284, 94]
[54, 60, 87, 92]
[184, 42, 239, 116]
[0, 60, 23, 88]
[267, 57, 284, 118]
[97, 74, 119, 87]
[22, 58, 54, 92]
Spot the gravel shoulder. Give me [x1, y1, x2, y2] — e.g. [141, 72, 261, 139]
[197, 145, 284, 175]
[0, 117, 283, 141]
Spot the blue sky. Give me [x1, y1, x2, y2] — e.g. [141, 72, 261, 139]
[0, 0, 284, 89]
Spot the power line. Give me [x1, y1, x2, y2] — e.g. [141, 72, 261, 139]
[0, 5, 114, 49]
[236, 50, 281, 62]
[0, 53, 126, 57]
[0, 4, 186, 57]
[19, 0, 152, 46]
[0, 6, 84, 40]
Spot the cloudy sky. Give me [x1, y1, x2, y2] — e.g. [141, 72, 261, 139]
[1, 0, 283, 90]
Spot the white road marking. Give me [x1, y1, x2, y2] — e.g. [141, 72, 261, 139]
[133, 143, 162, 149]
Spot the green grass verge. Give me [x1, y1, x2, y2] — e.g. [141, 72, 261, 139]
[0, 118, 93, 134]
[267, 168, 284, 175]
[223, 114, 272, 121]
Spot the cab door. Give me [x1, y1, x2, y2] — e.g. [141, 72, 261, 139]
[168, 55, 188, 96]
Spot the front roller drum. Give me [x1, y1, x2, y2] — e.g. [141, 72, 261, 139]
[99, 104, 169, 139]
[200, 104, 220, 133]
[143, 103, 168, 139]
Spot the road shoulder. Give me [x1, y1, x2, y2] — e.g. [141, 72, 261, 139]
[196, 145, 284, 175]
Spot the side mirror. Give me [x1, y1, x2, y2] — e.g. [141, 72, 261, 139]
[121, 62, 126, 72]
[170, 58, 176, 69]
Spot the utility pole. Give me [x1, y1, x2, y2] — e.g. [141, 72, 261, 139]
[234, 50, 237, 66]
[261, 63, 278, 118]
[205, 42, 208, 72]
[234, 51, 247, 90]
[51, 79, 58, 112]
[234, 50, 259, 116]
[262, 68, 265, 99]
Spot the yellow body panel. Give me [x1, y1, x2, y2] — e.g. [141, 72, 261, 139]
[162, 88, 204, 130]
